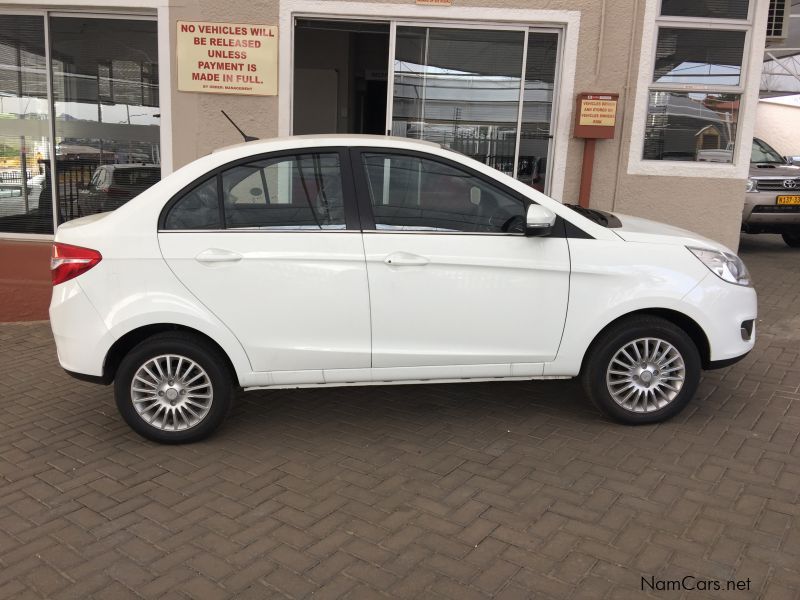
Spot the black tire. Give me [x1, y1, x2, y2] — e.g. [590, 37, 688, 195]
[782, 233, 800, 248]
[581, 316, 701, 425]
[114, 332, 234, 443]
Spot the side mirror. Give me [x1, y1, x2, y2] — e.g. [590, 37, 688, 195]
[525, 204, 556, 237]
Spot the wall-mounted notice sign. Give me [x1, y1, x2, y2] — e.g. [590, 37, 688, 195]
[177, 21, 278, 96]
[574, 93, 619, 139]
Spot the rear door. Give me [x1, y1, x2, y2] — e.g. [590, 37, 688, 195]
[157, 148, 371, 381]
[352, 148, 570, 373]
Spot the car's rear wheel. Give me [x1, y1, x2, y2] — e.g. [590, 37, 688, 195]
[581, 316, 701, 424]
[782, 233, 800, 248]
[114, 332, 234, 443]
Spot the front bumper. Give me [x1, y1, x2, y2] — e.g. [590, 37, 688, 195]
[683, 273, 757, 364]
[742, 191, 800, 233]
[707, 350, 751, 370]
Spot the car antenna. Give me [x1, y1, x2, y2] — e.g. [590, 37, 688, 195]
[221, 110, 259, 142]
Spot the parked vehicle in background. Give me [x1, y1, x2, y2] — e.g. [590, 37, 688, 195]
[50, 135, 756, 443]
[77, 164, 160, 216]
[744, 138, 800, 247]
[0, 172, 44, 217]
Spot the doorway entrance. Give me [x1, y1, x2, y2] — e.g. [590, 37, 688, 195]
[293, 19, 390, 135]
[292, 18, 561, 193]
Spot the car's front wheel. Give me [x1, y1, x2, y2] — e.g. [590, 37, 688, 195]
[581, 316, 701, 424]
[782, 233, 800, 248]
[114, 332, 234, 443]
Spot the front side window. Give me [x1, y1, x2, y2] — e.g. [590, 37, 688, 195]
[361, 153, 527, 233]
[642, 1, 750, 163]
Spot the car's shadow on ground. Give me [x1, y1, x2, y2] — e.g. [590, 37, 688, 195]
[220, 377, 608, 447]
[738, 232, 793, 254]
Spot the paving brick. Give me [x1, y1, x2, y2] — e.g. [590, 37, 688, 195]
[0, 234, 798, 598]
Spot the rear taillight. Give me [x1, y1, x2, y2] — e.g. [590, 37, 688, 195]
[51, 243, 102, 286]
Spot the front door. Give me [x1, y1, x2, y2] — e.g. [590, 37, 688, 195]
[158, 149, 371, 380]
[352, 148, 570, 372]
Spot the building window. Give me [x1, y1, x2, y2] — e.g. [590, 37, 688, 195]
[659, 0, 750, 20]
[0, 16, 53, 234]
[642, 1, 751, 163]
[0, 12, 159, 237]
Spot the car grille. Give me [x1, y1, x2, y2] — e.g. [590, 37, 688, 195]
[755, 178, 800, 191]
[752, 205, 800, 213]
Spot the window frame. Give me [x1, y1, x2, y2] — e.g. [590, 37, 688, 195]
[627, 0, 767, 179]
[158, 146, 361, 232]
[0, 8, 165, 241]
[348, 147, 536, 236]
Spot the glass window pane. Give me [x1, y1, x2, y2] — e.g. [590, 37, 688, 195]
[50, 17, 160, 223]
[518, 32, 559, 191]
[391, 27, 524, 176]
[660, 0, 749, 20]
[222, 153, 346, 229]
[643, 91, 739, 162]
[361, 153, 526, 233]
[654, 28, 745, 86]
[164, 178, 220, 230]
[0, 15, 54, 234]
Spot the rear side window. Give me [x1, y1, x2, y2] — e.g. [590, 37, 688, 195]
[162, 152, 346, 231]
[222, 153, 345, 230]
[163, 178, 221, 230]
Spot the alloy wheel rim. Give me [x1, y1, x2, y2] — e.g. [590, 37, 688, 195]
[605, 337, 686, 413]
[130, 354, 213, 431]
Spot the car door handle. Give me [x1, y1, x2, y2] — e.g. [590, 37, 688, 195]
[195, 248, 242, 263]
[384, 252, 429, 267]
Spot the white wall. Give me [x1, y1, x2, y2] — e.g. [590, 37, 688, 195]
[754, 101, 800, 155]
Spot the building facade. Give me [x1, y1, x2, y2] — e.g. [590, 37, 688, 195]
[0, 0, 769, 321]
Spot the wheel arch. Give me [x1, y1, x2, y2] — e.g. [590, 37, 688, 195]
[101, 323, 239, 386]
[579, 308, 712, 373]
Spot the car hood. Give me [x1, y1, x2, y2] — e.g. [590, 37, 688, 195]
[749, 163, 800, 177]
[610, 212, 731, 253]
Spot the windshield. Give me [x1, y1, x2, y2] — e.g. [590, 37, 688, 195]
[751, 139, 785, 164]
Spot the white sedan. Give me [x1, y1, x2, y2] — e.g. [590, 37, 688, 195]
[49, 135, 757, 443]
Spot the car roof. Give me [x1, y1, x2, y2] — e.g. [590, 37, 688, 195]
[103, 164, 161, 169]
[213, 134, 441, 154]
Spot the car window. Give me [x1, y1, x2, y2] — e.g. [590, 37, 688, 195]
[163, 177, 221, 230]
[222, 153, 345, 230]
[751, 139, 785, 165]
[360, 153, 527, 233]
[113, 168, 161, 187]
[89, 169, 103, 190]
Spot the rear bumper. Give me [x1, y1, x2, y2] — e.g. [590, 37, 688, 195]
[64, 368, 111, 385]
[49, 279, 112, 377]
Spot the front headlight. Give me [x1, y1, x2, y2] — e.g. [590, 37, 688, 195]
[688, 247, 751, 286]
[745, 177, 757, 192]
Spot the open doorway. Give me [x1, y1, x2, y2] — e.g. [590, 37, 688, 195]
[293, 19, 390, 135]
[292, 17, 562, 194]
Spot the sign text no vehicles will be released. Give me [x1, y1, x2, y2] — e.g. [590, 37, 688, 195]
[177, 21, 278, 96]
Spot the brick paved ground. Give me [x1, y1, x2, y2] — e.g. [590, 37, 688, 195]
[0, 234, 798, 600]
